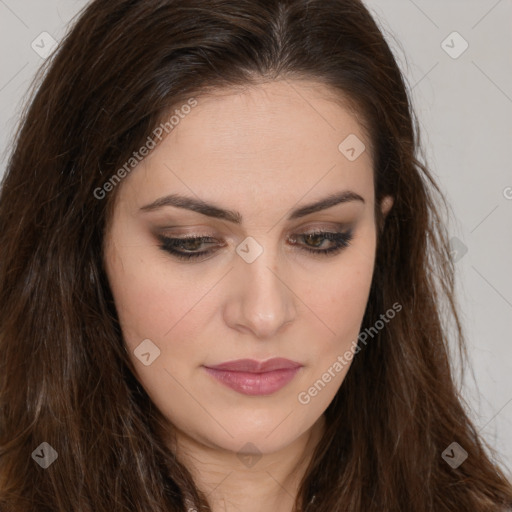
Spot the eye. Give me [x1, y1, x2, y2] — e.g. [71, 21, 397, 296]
[157, 235, 221, 260]
[157, 229, 353, 261]
[289, 229, 353, 255]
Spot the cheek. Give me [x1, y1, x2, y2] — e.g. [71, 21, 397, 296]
[302, 270, 373, 387]
[293, 258, 375, 409]
[104, 244, 208, 412]
[303, 240, 375, 347]
[106, 251, 203, 353]
[104, 215, 198, 333]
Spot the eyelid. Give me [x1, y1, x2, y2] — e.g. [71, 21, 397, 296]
[156, 220, 353, 237]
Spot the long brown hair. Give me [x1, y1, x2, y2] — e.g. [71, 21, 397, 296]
[1, 0, 511, 510]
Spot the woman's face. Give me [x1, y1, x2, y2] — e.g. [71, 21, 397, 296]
[104, 79, 391, 456]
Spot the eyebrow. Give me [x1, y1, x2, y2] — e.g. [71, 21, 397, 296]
[139, 190, 365, 223]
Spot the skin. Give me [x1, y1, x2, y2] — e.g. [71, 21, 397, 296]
[103, 79, 393, 512]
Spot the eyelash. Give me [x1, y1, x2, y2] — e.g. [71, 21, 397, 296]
[157, 229, 353, 261]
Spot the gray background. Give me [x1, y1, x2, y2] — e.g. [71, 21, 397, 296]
[1, 0, 511, 475]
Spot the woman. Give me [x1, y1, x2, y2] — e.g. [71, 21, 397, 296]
[0, 0, 511, 510]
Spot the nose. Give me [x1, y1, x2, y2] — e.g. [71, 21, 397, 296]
[223, 245, 297, 339]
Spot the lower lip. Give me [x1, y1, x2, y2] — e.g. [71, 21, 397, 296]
[203, 366, 301, 396]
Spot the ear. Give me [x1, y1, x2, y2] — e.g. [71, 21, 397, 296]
[380, 195, 394, 219]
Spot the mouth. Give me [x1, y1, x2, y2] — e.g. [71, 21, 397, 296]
[202, 358, 303, 396]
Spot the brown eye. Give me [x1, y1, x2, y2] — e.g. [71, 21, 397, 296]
[289, 230, 353, 255]
[303, 233, 326, 248]
[157, 235, 220, 260]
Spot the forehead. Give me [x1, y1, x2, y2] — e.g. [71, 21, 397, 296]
[121, 80, 374, 210]
[164, 80, 370, 159]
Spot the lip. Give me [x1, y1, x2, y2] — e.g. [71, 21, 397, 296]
[205, 357, 302, 373]
[203, 358, 302, 396]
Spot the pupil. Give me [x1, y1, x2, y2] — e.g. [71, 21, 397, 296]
[305, 234, 323, 247]
[183, 239, 201, 250]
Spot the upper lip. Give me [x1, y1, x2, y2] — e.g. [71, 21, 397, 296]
[204, 358, 302, 373]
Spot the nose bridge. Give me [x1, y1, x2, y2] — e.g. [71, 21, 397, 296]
[227, 236, 295, 337]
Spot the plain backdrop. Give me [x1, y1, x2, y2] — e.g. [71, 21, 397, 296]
[0, 0, 511, 476]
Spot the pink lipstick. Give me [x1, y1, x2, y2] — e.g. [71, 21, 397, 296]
[203, 358, 302, 396]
